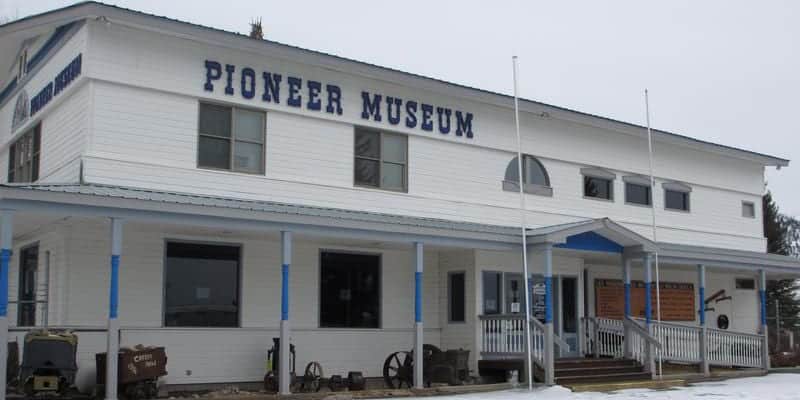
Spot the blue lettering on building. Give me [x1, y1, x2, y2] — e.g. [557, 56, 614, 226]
[30, 53, 82, 117]
[203, 59, 474, 139]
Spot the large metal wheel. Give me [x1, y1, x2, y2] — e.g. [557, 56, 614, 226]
[263, 371, 278, 393]
[383, 351, 413, 389]
[301, 362, 323, 393]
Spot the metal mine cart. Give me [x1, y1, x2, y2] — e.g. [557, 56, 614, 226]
[383, 344, 470, 388]
[20, 330, 79, 397]
[96, 346, 168, 400]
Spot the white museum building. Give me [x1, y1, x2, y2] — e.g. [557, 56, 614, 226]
[0, 2, 799, 397]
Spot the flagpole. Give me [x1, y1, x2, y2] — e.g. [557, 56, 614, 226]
[644, 89, 663, 378]
[512, 56, 534, 390]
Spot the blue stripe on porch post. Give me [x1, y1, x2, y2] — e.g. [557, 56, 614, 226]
[0, 210, 13, 400]
[413, 242, 424, 389]
[759, 269, 769, 370]
[106, 217, 123, 400]
[698, 264, 709, 376]
[543, 243, 555, 386]
[279, 231, 292, 395]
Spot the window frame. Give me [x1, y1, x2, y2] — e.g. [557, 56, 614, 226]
[623, 176, 653, 207]
[161, 239, 243, 328]
[448, 271, 467, 323]
[664, 189, 690, 212]
[197, 101, 266, 175]
[18, 49, 28, 81]
[502, 154, 553, 196]
[318, 249, 383, 329]
[353, 127, 408, 192]
[742, 201, 756, 218]
[482, 270, 504, 315]
[8, 123, 42, 183]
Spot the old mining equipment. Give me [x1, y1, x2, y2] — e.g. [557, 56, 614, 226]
[383, 344, 470, 388]
[20, 330, 79, 397]
[263, 337, 324, 393]
[96, 346, 168, 400]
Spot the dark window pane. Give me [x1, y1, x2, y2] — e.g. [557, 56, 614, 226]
[8, 124, 41, 183]
[626, 183, 651, 206]
[355, 158, 379, 187]
[8, 143, 15, 182]
[198, 136, 231, 169]
[482, 271, 502, 314]
[355, 130, 380, 158]
[17, 245, 38, 327]
[584, 177, 611, 200]
[164, 242, 240, 327]
[320, 252, 380, 328]
[449, 273, 465, 322]
[199, 104, 231, 137]
[736, 279, 756, 290]
[665, 190, 689, 211]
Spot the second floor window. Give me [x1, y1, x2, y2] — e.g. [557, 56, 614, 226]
[625, 182, 652, 206]
[8, 123, 41, 183]
[503, 154, 552, 196]
[354, 128, 407, 191]
[198, 103, 265, 174]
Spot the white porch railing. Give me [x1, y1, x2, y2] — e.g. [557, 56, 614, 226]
[479, 314, 544, 366]
[707, 327, 763, 368]
[586, 317, 765, 370]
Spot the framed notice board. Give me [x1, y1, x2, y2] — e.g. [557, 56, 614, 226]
[595, 279, 695, 321]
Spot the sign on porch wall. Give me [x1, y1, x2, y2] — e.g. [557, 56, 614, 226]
[595, 279, 695, 321]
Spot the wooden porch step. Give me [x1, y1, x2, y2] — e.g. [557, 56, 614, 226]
[555, 365, 645, 377]
[555, 371, 653, 386]
[555, 358, 638, 368]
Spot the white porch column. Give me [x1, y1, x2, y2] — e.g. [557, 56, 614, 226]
[105, 218, 123, 400]
[279, 231, 292, 395]
[543, 243, 555, 386]
[623, 256, 632, 358]
[0, 210, 13, 400]
[759, 269, 769, 370]
[698, 264, 709, 376]
[413, 242, 424, 389]
[643, 253, 655, 376]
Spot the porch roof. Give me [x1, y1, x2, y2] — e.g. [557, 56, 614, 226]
[0, 182, 523, 249]
[526, 217, 658, 253]
[1, 183, 799, 274]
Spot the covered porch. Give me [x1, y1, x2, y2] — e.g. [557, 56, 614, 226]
[477, 218, 800, 385]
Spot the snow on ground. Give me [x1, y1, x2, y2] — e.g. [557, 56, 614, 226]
[408, 374, 800, 400]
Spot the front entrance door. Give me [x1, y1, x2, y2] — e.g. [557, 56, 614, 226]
[530, 275, 579, 358]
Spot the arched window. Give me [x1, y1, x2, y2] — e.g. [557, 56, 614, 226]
[503, 155, 552, 196]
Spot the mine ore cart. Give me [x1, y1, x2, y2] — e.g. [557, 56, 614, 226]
[96, 346, 168, 400]
[263, 337, 323, 393]
[383, 344, 470, 388]
[20, 330, 79, 397]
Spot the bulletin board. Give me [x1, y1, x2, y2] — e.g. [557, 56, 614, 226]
[595, 279, 695, 321]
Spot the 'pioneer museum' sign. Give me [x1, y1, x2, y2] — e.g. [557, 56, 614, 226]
[203, 60, 475, 138]
[595, 279, 696, 321]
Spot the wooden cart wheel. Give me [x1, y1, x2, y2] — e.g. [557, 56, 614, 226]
[383, 351, 413, 389]
[301, 362, 323, 393]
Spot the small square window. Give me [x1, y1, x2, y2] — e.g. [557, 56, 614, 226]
[198, 103, 264, 174]
[584, 176, 613, 200]
[742, 201, 756, 218]
[354, 128, 407, 191]
[736, 278, 756, 290]
[320, 251, 381, 328]
[665, 190, 690, 211]
[625, 183, 651, 206]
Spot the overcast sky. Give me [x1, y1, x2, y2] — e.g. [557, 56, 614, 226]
[5, 1, 800, 216]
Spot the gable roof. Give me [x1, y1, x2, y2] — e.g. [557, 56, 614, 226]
[0, 1, 790, 167]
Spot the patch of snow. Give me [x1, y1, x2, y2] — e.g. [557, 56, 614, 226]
[406, 374, 800, 400]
